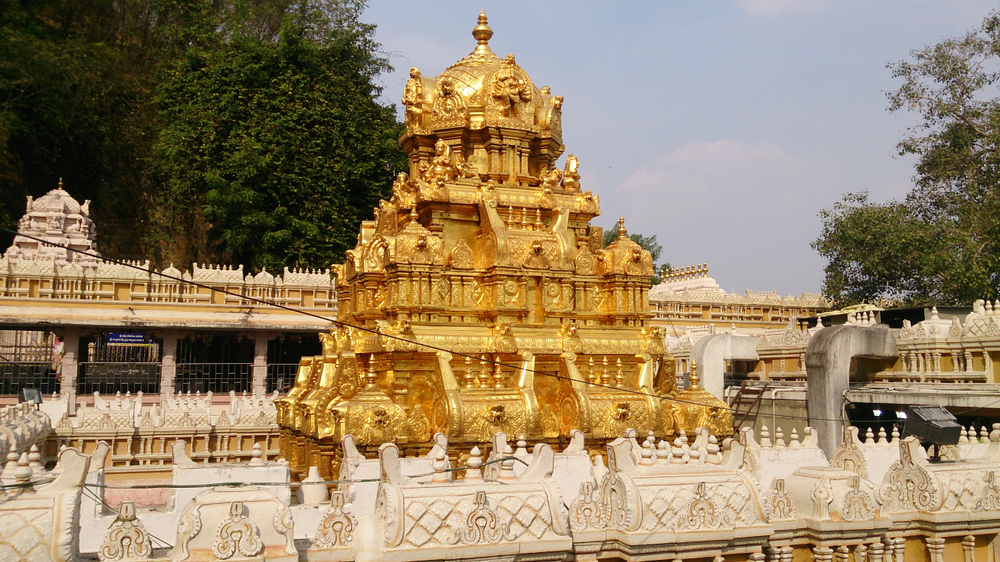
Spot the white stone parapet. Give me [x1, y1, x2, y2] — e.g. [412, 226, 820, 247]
[51, 390, 280, 473]
[10, 424, 1000, 561]
[0, 402, 51, 477]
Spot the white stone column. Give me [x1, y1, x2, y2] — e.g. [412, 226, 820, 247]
[962, 535, 975, 562]
[926, 537, 945, 562]
[813, 546, 833, 562]
[252, 332, 269, 397]
[160, 331, 178, 399]
[868, 541, 884, 562]
[60, 327, 80, 414]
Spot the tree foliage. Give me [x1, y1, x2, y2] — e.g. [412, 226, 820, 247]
[814, 11, 1000, 307]
[0, 0, 404, 270]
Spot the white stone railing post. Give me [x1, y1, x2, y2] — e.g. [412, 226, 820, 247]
[160, 330, 178, 398]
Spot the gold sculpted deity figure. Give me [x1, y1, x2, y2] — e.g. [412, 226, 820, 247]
[540, 168, 562, 191]
[562, 154, 581, 192]
[391, 172, 416, 209]
[402, 67, 423, 128]
[491, 54, 532, 120]
[433, 77, 468, 124]
[424, 139, 456, 182]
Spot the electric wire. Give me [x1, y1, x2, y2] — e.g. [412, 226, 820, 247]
[0, 454, 530, 491]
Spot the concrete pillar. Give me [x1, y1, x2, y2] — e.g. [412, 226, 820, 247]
[60, 327, 80, 414]
[160, 331, 179, 398]
[805, 325, 898, 457]
[252, 332, 269, 397]
[690, 333, 760, 400]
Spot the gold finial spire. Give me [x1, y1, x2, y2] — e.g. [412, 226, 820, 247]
[464, 355, 476, 389]
[472, 11, 493, 54]
[493, 363, 505, 389]
[57, 177, 63, 190]
[409, 207, 419, 222]
[690, 361, 700, 389]
[365, 362, 378, 390]
[617, 216, 627, 239]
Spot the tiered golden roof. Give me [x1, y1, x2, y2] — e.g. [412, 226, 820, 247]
[277, 13, 731, 478]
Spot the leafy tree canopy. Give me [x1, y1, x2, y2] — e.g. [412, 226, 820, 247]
[814, 11, 1000, 307]
[0, 0, 405, 271]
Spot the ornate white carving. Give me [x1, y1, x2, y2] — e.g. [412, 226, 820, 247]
[882, 437, 941, 512]
[977, 471, 1000, 510]
[463, 490, 501, 544]
[313, 492, 356, 549]
[763, 478, 795, 521]
[832, 426, 867, 476]
[99, 502, 152, 561]
[213, 501, 263, 560]
[841, 475, 877, 521]
[568, 480, 604, 530]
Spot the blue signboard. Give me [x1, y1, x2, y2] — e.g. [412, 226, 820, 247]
[107, 332, 147, 344]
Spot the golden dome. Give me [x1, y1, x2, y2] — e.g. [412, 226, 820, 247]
[437, 12, 504, 100]
[671, 361, 734, 438]
[430, 12, 545, 128]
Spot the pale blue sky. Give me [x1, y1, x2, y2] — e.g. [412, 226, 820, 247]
[362, 1, 996, 296]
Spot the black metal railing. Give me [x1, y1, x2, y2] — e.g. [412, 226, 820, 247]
[175, 362, 252, 394]
[266, 363, 300, 394]
[78, 362, 161, 395]
[0, 361, 60, 396]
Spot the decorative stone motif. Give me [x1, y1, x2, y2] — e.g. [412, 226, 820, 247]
[376, 442, 569, 555]
[212, 502, 262, 560]
[313, 492, 356, 549]
[568, 480, 604, 530]
[841, 475, 877, 521]
[99, 502, 152, 561]
[169, 486, 296, 562]
[463, 490, 501, 544]
[882, 437, 941, 512]
[763, 478, 795, 520]
[0, 447, 89, 562]
[977, 471, 1000, 510]
[832, 426, 867, 476]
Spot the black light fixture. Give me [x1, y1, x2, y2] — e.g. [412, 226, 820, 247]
[902, 406, 962, 462]
[18, 387, 42, 404]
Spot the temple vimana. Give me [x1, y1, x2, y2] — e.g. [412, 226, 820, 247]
[275, 10, 730, 478]
[11, 12, 1000, 562]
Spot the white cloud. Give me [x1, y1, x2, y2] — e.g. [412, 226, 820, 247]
[735, 0, 828, 17]
[607, 140, 827, 295]
[619, 140, 797, 195]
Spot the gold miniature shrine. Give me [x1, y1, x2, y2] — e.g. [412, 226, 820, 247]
[277, 12, 732, 478]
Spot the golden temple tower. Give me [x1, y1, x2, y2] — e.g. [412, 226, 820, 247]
[277, 12, 731, 478]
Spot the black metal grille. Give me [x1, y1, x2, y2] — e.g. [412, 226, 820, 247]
[266, 363, 300, 393]
[0, 361, 60, 396]
[78, 362, 161, 395]
[0, 330, 54, 361]
[175, 362, 252, 394]
[266, 334, 320, 394]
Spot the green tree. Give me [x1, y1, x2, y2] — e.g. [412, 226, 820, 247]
[0, 0, 404, 271]
[149, 10, 405, 271]
[603, 226, 668, 284]
[814, 11, 1000, 307]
